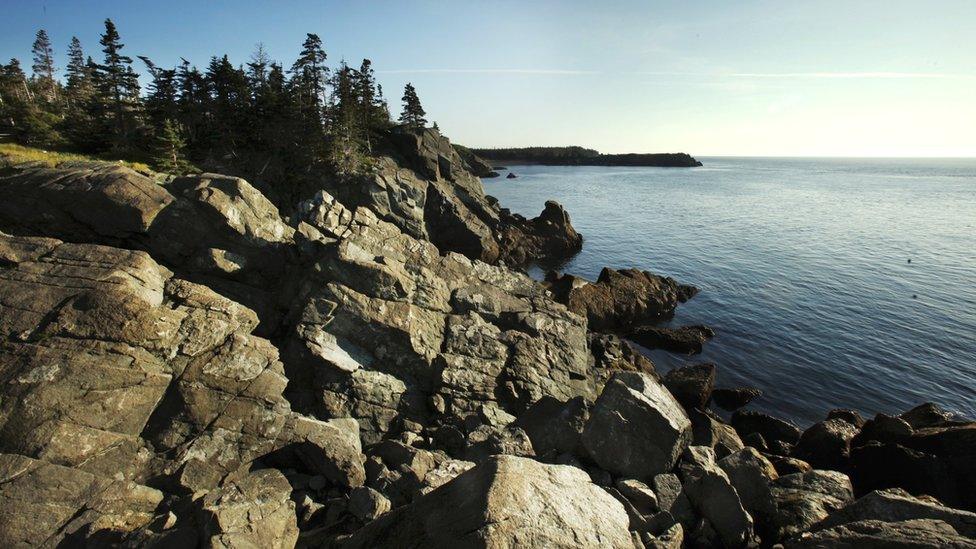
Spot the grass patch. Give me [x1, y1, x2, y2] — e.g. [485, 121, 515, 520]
[0, 142, 154, 175]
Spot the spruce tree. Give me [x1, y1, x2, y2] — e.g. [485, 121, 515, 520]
[399, 82, 426, 128]
[152, 118, 189, 173]
[96, 18, 141, 150]
[64, 37, 93, 102]
[30, 30, 57, 102]
[290, 33, 328, 112]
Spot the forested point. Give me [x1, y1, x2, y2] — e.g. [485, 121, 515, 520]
[0, 19, 431, 204]
[471, 146, 702, 167]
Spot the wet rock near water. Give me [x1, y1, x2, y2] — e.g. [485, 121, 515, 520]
[629, 324, 715, 355]
[546, 267, 695, 332]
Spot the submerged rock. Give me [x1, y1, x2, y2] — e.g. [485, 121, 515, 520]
[713, 387, 763, 411]
[663, 363, 716, 411]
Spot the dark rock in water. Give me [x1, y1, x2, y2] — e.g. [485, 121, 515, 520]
[677, 284, 699, 303]
[713, 387, 763, 411]
[900, 402, 962, 429]
[663, 363, 716, 411]
[506, 172, 518, 179]
[827, 408, 866, 428]
[546, 268, 692, 332]
[493, 166, 507, 170]
[732, 410, 802, 445]
[629, 325, 714, 355]
[794, 418, 859, 471]
[852, 413, 914, 447]
[496, 200, 582, 266]
[587, 332, 658, 378]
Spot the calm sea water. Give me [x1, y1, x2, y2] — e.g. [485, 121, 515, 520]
[483, 158, 976, 426]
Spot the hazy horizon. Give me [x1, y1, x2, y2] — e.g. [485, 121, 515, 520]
[3, 0, 974, 157]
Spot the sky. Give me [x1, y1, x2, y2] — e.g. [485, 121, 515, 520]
[2, 0, 974, 156]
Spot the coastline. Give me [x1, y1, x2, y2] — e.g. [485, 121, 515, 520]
[0, 137, 973, 547]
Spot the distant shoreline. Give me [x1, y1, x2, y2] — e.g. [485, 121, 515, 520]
[470, 146, 702, 168]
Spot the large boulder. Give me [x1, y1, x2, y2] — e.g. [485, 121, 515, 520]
[582, 372, 692, 479]
[719, 447, 779, 539]
[732, 410, 803, 446]
[680, 446, 755, 547]
[816, 488, 976, 538]
[496, 201, 583, 267]
[198, 468, 299, 549]
[770, 470, 854, 541]
[546, 267, 691, 332]
[794, 418, 859, 470]
[0, 162, 173, 242]
[629, 324, 714, 355]
[337, 455, 634, 548]
[787, 519, 976, 548]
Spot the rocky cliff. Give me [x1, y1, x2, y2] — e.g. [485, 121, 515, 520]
[0, 134, 972, 548]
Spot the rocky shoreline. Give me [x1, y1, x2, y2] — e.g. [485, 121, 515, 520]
[0, 128, 972, 548]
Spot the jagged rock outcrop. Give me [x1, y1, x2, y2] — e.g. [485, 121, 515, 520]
[286, 189, 598, 448]
[2, 147, 974, 548]
[497, 200, 583, 266]
[546, 267, 695, 332]
[0, 232, 363, 544]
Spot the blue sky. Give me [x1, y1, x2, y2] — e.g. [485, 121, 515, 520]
[2, 0, 974, 156]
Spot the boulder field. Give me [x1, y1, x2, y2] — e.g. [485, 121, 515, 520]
[0, 129, 973, 548]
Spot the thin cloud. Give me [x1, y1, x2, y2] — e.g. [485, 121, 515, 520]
[377, 68, 599, 75]
[730, 72, 974, 79]
[632, 71, 975, 80]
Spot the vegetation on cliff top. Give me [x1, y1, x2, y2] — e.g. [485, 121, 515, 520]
[0, 20, 430, 202]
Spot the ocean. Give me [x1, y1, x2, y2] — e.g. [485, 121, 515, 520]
[483, 157, 976, 426]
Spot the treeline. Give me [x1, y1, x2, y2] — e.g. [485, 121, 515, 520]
[471, 146, 600, 162]
[0, 19, 430, 193]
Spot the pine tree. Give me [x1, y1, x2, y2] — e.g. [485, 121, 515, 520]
[152, 118, 189, 172]
[399, 82, 426, 128]
[1, 57, 60, 145]
[95, 18, 141, 150]
[64, 37, 93, 103]
[246, 43, 271, 91]
[354, 58, 389, 150]
[139, 57, 179, 128]
[288, 34, 330, 165]
[290, 33, 328, 113]
[329, 62, 362, 153]
[31, 30, 57, 102]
